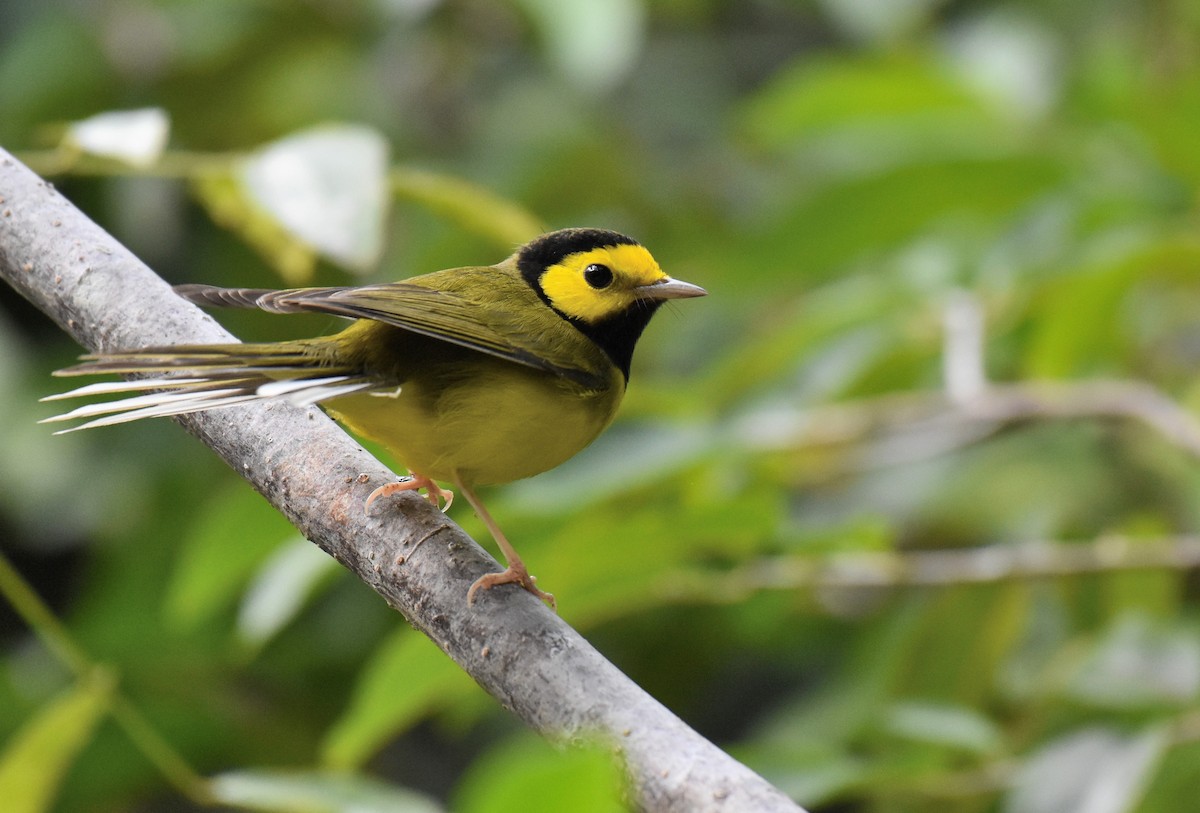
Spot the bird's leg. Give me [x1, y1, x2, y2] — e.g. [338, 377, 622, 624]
[454, 474, 556, 611]
[365, 473, 454, 513]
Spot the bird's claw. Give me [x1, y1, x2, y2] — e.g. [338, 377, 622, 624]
[468, 565, 557, 611]
[365, 475, 454, 513]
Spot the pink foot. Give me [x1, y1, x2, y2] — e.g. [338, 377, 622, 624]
[467, 564, 557, 611]
[365, 474, 454, 513]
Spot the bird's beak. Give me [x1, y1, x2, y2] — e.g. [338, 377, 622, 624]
[635, 277, 708, 301]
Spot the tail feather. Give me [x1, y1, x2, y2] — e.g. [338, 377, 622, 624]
[41, 343, 376, 432]
[42, 386, 261, 432]
[40, 378, 208, 401]
[52, 345, 316, 376]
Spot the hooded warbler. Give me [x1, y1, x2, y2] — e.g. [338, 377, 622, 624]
[43, 228, 707, 608]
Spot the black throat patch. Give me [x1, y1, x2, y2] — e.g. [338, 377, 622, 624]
[571, 301, 663, 381]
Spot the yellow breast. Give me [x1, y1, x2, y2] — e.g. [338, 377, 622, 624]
[326, 356, 624, 486]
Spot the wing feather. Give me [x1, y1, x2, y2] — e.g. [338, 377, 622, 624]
[176, 270, 608, 389]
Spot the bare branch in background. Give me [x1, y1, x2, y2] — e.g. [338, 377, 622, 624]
[738, 379, 1200, 470]
[661, 535, 1200, 605]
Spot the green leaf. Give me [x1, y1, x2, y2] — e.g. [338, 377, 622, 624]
[454, 733, 625, 813]
[1134, 739, 1200, 813]
[742, 51, 989, 148]
[745, 600, 932, 752]
[0, 671, 114, 813]
[767, 155, 1066, 282]
[164, 483, 295, 631]
[1026, 237, 1200, 377]
[734, 743, 869, 807]
[699, 272, 912, 404]
[1004, 726, 1169, 813]
[209, 768, 442, 813]
[494, 477, 783, 626]
[1025, 258, 1140, 378]
[899, 584, 1030, 704]
[1102, 568, 1181, 624]
[390, 167, 543, 248]
[321, 631, 482, 769]
[503, 420, 715, 514]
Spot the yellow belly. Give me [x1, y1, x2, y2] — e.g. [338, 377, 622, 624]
[325, 361, 623, 486]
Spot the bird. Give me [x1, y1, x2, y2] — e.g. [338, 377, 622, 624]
[41, 228, 707, 608]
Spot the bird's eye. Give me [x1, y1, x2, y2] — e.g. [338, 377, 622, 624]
[583, 263, 614, 289]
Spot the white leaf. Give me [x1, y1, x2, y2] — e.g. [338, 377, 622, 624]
[210, 768, 443, 813]
[818, 0, 940, 41]
[882, 701, 1002, 755]
[504, 421, 713, 513]
[1068, 615, 1200, 709]
[240, 124, 391, 272]
[943, 10, 1061, 121]
[65, 108, 170, 168]
[516, 0, 645, 93]
[1004, 726, 1169, 813]
[237, 537, 339, 645]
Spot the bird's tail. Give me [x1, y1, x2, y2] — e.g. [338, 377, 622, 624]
[40, 343, 373, 433]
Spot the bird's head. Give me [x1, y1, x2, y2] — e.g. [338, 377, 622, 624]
[516, 228, 706, 379]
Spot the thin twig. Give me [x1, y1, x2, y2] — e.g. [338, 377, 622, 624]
[737, 380, 1200, 468]
[658, 535, 1200, 604]
[0, 552, 91, 676]
[0, 551, 214, 804]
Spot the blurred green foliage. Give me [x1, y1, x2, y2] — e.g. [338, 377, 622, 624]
[4, 1, 1200, 811]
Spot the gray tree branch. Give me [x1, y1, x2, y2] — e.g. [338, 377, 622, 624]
[0, 149, 804, 813]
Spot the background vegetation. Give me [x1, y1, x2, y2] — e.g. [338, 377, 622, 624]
[4, 0, 1200, 811]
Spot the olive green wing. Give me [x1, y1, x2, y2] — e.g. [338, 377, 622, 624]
[175, 272, 607, 389]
